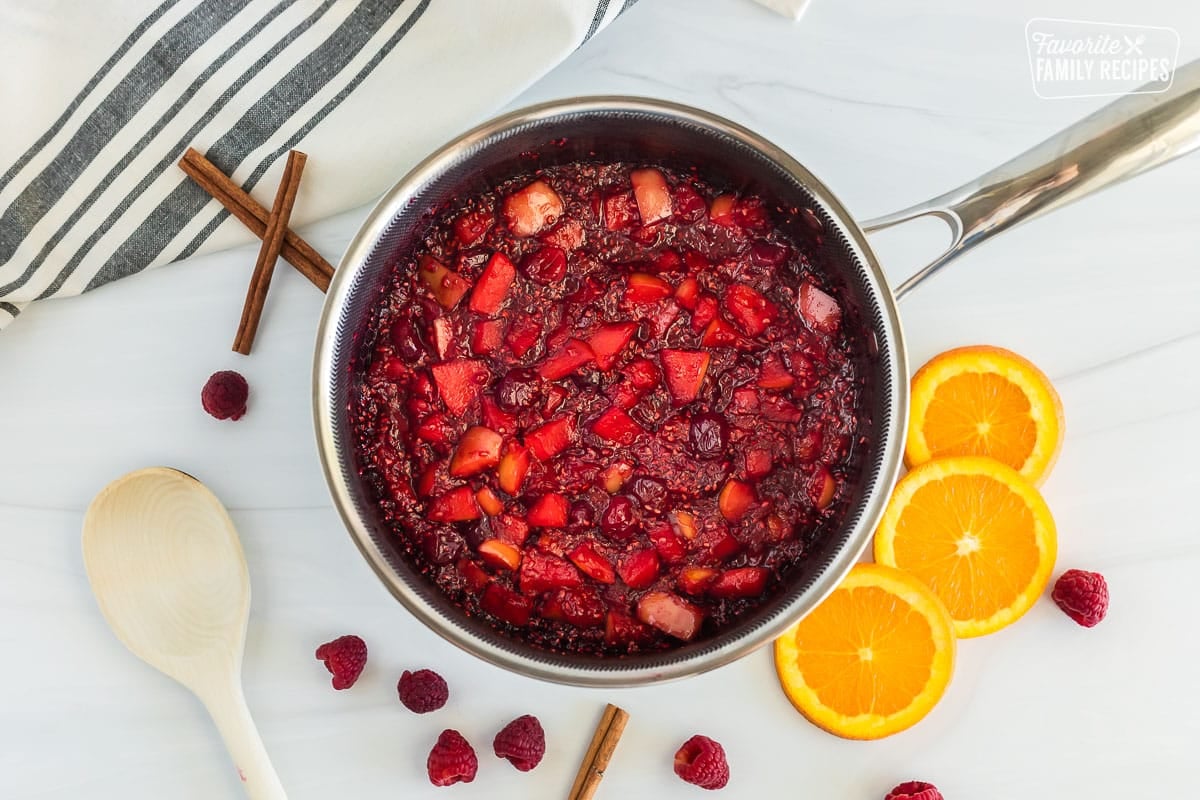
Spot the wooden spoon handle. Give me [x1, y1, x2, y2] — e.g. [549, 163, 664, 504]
[204, 681, 287, 800]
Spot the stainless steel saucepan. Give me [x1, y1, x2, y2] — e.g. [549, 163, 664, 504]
[314, 62, 1200, 686]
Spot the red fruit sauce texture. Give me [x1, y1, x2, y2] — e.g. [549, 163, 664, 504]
[351, 161, 868, 656]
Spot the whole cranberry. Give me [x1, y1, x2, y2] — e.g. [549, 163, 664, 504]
[600, 496, 638, 540]
[627, 476, 669, 512]
[688, 412, 729, 460]
[495, 368, 543, 412]
[389, 318, 426, 361]
[568, 500, 595, 528]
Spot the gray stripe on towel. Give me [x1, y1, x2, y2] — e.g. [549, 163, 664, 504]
[0, 0, 184, 195]
[84, 0, 419, 291]
[0, 0, 244, 267]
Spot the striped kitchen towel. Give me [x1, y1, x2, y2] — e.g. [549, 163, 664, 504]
[0, 0, 638, 328]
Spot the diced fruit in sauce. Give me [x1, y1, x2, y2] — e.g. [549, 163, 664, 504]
[605, 609, 651, 647]
[700, 318, 739, 348]
[660, 350, 711, 405]
[431, 359, 489, 416]
[673, 184, 707, 221]
[672, 511, 698, 540]
[567, 542, 616, 584]
[757, 354, 794, 389]
[618, 548, 661, 589]
[648, 522, 688, 564]
[809, 466, 837, 509]
[353, 160, 863, 656]
[459, 557, 492, 593]
[744, 447, 773, 478]
[690, 294, 719, 331]
[541, 219, 585, 251]
[497, 444, 531, 494]
[587, 322, 638, 370]
[528, 493, 569, 527]
[468, 252, 516, 315]
[708, 194, 737, 226]
[709, 530, 742, 562]
[479, 539, 522, 571]
[725, 284, 778, 337]
[537, 338, 594, 380]
[709, 567, 770, 599]
[636, 592, 704, 640]
[418, 255, 472, 309]
[431, 318, 455, 360]
[799, 280, 841, 333]
[475, 486, 504, 515]
[590, 406, 645, 445]
[470, 319, 505, 355]
[678, 566, 720, 595]
[491, 513, 531, 546]
[674, 277, 700, 310]
[525, 416, 574, 460]
[504, 316, 543, 357]
[625, 273, 673, 303]
[454, 208, 493, 246]
[481, 583, 533, 626]
[429, 486, 481, 522]
[448, 426, 502, 477]
[630, 168, 673, 224]
[503, 180, 563, 237]
[541, 587, 605, 628]
[600, 462, 634, 493]
[519, 549, 583, 595]
[603, 192, 640, 230]
[718, 479, 756, 522]
[479, 396, 517, 436]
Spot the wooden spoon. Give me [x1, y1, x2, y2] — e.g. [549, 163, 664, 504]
[82, 467, 286, 799]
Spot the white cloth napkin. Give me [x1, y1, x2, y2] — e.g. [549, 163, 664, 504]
[752, 0, 809, 21]
[0, 0, 638, 328]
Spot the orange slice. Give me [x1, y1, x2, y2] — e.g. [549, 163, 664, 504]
[906, 345, 1064, 485]
[774, 563, 955, 740]
[874, 456, 1057, 638]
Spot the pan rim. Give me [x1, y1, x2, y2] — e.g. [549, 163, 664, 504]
[313, 95, 908, 686]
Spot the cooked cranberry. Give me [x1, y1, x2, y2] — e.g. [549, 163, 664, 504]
[627, 476, 669, 512]
[568, 500, 595, 528]
[688, 412, 729, 460]
[420, 528, 465, 565]
[520, 245, 567, 284]
[495, 368, 543, 412]
[390, 318, 426, 360]
[600, 496, 638, 540]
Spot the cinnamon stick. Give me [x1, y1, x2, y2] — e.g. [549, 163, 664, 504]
[568, 703, 629, 800]
[178, 148, 333, 291]
[232, 150, 306, 355]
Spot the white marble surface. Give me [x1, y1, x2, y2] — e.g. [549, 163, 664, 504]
[3, 0, 1200, 797]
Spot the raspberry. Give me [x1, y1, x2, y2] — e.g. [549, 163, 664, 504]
[427, 729, 478, 787]
[398, 668, 449, 713]
[493, 714, 546, 771]
[673, 734, 729, 790]
[1052, 569, 1109, 627]
[314, 635, 367, 690]
[885, 781, 944, 800]
[201, 370, 249, 420]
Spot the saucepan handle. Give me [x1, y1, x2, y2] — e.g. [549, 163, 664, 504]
[863, 58, 1200, 300]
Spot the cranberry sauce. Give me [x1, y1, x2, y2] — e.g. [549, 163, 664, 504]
[350, 161, 867, 655]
